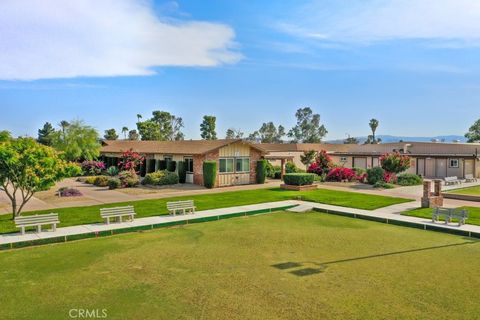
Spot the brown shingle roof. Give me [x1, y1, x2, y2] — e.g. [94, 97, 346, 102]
[101, 139, 266, 155]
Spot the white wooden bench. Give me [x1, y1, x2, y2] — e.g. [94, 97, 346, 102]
[432, 207, 468, 226]
[100, 206, 136, 224]
[167, 200, 196, 216]
[465, 174, 478, 183]
[444, 176, 462, 186]
[14, 213, 59, 235]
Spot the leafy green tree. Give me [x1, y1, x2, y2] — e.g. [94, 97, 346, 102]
[0, 138, 67, 218]
[104, 128, 118, 140]
[300, 150, 317, 167]
[225, 128, 244, 139]
[122, 127, 129, 139]
[137, 120, 161, 141]
[136, 114, 142, 122]
[200, 115, 217, 140]
[0, 130, 12, 142]
[465, 119, 480, 143]
[288, 107, 327, 143]
[51, 120, 100, 161]
[128, 129, 139, 140]
[344, 135, 359, 144]
[249, 122, 285, 143]
[37, 122, 55, 146]
[59, 120, 70, 137]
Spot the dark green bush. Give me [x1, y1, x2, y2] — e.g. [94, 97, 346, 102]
[283, 173, 315, 186]
[367, 167, 385, 185]
[256, 159, 267, 184]
[203, 161, 217, 189]
[93, 175, 109, 187]
[166, 160, 176, 172]
[397, 173, 423, 186]
[177, 161, 187, 183]
[108, 178, 121, 190]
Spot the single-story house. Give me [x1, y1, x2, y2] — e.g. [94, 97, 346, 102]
[262, 141, 480, 179]
[100, 139, 267, 187]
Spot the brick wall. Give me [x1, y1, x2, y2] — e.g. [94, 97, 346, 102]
[249, 148, 263, 183]
[193, 150, 219, 187]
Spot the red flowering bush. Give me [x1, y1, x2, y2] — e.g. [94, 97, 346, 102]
[307, 150, 333, 175]
[326, 167, 357, 182]
[383, 172, 398, 184]
[380, 152, 411, 174]
[119, 149, 145, 172]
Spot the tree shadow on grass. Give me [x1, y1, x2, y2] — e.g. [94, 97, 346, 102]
[272, 240, 478, 277]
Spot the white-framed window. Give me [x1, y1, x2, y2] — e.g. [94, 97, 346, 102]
[235, 158, 250, 172]
[184, 157, 194, 173]
[340, 157, 347, 162]
[449, 159, 459, 168]
[219, 158, 234, 173]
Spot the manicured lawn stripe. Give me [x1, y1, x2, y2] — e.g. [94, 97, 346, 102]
[0, 188, 411, 234]
[404, 206, 480, 226]
[446, 186, 480, 196]
[1, 212, 479, 319]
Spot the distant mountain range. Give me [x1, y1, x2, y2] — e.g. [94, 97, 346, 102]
[327, 135, 467, 144]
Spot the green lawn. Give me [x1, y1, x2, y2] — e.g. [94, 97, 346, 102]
[446, 185, 480, 196]
[0, 188, 411, 234]
[1, 211, 479, 320]
[404, 206, 480, 226]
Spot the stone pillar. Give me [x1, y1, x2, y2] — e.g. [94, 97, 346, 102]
[421, 180, 432, 208]
[434, 179, 442, 196]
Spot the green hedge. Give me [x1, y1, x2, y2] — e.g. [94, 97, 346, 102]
[256, 159, 267, 184]
[177, 161, 187, 183]
[283, 173, 315, 186]
[203, 161, 217, 189]
[141, 170, 179, 186]
[166, 160, 176, 172]
[397, 173, 423, 186]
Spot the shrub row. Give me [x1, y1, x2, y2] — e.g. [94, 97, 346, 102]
[283, 173, 315, 186]
[142, 170, 179, 186]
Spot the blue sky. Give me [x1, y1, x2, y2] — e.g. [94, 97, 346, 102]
[1, 0, 479, 140]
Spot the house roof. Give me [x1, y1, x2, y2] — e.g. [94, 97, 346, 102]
[101, 139, 266, 155]
[261, 142, 480, 157]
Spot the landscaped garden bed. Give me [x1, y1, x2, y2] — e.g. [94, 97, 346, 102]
[1, 211, 478, 319]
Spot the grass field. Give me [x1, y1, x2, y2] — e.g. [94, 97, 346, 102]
[446, 185, 480, 196]
[0, 188, 411, 234]
[404, 206, 480, 226]
[0, 211, 478, 320]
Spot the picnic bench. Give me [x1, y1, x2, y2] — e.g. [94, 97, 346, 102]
[14, 213, 59, 235]
[432, 207, 468, 226]
[167, 200, 196, 216]
[444, 176, 462, 186]
[100, 206, 136, 224]
[465, 174, 478, 183]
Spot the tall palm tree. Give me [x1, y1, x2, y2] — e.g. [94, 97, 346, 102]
[369, 119, 379, 143]
[136, 114, 142, 122]
[122, 126, 128, 139]
[59, 120, 70, 139]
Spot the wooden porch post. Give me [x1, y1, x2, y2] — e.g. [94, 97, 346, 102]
[281, 159, 286, 180]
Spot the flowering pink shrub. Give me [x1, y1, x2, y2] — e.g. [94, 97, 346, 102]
[326, 167, 357, 182]
[380, 152, 411, 174]
[307, 150, 333, 175]
[383, 172, 397, 184]
[119, 149, 145, 172]
[81, 160, 106, 176]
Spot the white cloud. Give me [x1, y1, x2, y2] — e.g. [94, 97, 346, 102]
[0, 0, 241, 80]
[279, 0, 480, 45]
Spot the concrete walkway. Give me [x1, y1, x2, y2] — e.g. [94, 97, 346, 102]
[2, 199, 480, 249]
